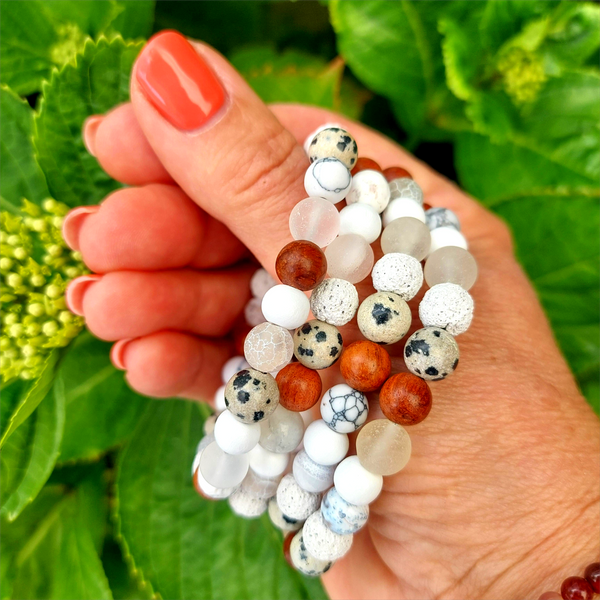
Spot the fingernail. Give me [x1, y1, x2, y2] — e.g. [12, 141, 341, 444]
[111, 338, 134, 370]
[65, 274, 101, 316]
[62, 206, 100, 250]
[136, 30, 226, 131]
[83, 115, 103, 156]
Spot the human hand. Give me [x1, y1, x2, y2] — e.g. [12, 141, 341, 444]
[63, 31, 600, 600]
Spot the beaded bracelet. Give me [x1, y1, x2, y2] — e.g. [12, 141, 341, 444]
[539, 562, 600, 600]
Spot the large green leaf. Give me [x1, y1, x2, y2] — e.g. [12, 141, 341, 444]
[116, 400, 328, 600]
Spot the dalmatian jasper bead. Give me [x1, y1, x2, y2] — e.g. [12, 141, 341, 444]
[304, 157, 352, 204]
[308, 127, 358, 169]
[419, 282, 474, 335]
[303, 510, 353, 562]
[425, 207, 460, 231]
[228, 487, 268, 519]
[310, 278, 359, 327]
[290, 530, 332, 577]
[268, 497, 303, 533]
[320, 383, 369, 434]
[224, 368, 279, 423]
[404, 327, 459, 381]
[357, 291, 412, 345]
[372, 253, 423, 301]
[321, 487, 369, 535]
[293, 320, 343, 370]
[276, 473, 321, 521]
[389, 177, 424, 206]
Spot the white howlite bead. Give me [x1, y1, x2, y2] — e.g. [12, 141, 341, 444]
[419, 282, 474, 335]
[250, 268, 277, 299]
[388, 177, 424, 205]
[221, 356, 250, 385]
[293, 450, 335, 493]
[244, 297, 266, 326]
[290, 530, 332, 577]
[320, 384, 369, 434]
[338, 203, 382, 244]
[228, 488, 268, 519]
[429, 226, 468, 255]
[303, 510, 353, 561]
[268, 497, 303, 533]
[200, 441, 250, 489]
[303, 420, 349, 466]
[304, 157, 352, 203]
[426, 207, 460, 231]
[194, 463, 237, 500]
[239, 469, 279, 500]
[261, 284, 310, 330]
[248, 444, 289, 479]
[276, 473, 321, 521]
[334, 456, 383, 505]
[244, 322, 294, 372]
[382, 197, 426, 227]
[214, 385, 227, 413]
[303, 122, 344, 154]
[372, 253, 423, 301]
[203, 414, 217, 436]
[310, 278, 359, 327]
[260, 404, 305, 453]
[214, 410, 260, 455]
[346, 169, 390, 213]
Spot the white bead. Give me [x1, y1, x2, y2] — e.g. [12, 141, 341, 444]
[372, 253, 423, 301]
[346, 170, 390, 213]
[276, 473, 321, 520]
[293, 450, 335, 493]
[244, 322, 294, 372]
[419, 282, 474, 335]
[334, 456, 383, 505]
[192, 433, 214, 475]
[382, 197, 426, 227]
[199, 441, 250, 489]
[228, 488, 268, 518]
[303, 419, 349, 466]
[303, 122, 344, 154]
[289, 197, 340, 247]
[310, 278, 359, 327]
[194, 463, 237, 500]
[324, 233, 374, 284]
[320, 384, 369, 434]
[290, 530, 332, 577]
[239, 468, 279, 500]
[429, 226, 468, 254]
[214, 384, 227, 412]
[261, 284, 310, 330]
[268, 497, 303, 533]
[338, 203, 382, 244]
[425, 207, 460, 231]
[214, 410, 260, 455]
[302, 510, 353, 561]
[259, 404, 304, 453]
[248, 444, 289, 479]
[321, 487, 369, 535]
[304, 157, 352, 203]
[221, 356, 249, 384]
[203, 414, 217, 435]
[244, 297, 265, 326]
[388, 177, 424, 205]
[250, 268, 277, 299]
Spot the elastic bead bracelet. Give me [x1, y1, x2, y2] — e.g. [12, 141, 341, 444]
[538, 562, 600, 600]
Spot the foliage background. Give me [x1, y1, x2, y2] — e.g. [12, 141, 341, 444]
[1, 1, 598, 599]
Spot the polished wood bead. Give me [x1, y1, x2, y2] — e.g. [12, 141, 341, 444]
[276, 362, 322, 412]
[340, 341, 391, 392]
[351, 157, 381, 175]
[561, 577, 594, 600]
[192, 468, 217, 502]
[276, 240, 327, 291]
[379, 373, 432, 425]
[283, 532, 294, 567]
[383, 166, 412, 182]
[584, 563, 600, 593]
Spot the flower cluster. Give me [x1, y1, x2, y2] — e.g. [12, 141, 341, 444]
[497, 47, 547, 105]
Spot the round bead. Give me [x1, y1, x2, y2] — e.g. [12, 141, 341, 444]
[424, 247, 478, 291]
[419, 282, 474, 335]
[225, 368, 279, 423]
[244, 297, 266, 326]
[321, 487, 369, 535]
[561, 577, 594, 600]
[199, 441, 250, 488]
[325, 233, 374, 284]
[308, 127, 358, 169]
[383, 166, 412, 181]
[429, 226, 468, 254]
[310, 278, 359, 326]
[346, 169, 390, 213]
[538, 593, 562, 600]
[334, 456, 383, 505]
[276, 241, 327, 291]
[389, 177, 423, 205]
[304, 157, 352, 203]
[584, 562, 600, 593]
[214, 410, 261, 454]
[193, 466, 236, 500]
[192, 433, 215, 476]
[379, 374, 432, 426]
[248, 444, 289, 479]
[268, 497, 302, 533]
[404, 327, 459, 381]
[293, 450, 335, 493]
[261, 284, 310, 330]
[203, 414, 216, 436]
[293, 320, 343, 370]
[303, 510, 353, 562]
[381, 217, 431, 261]
[289, 197, 340, 247]
[357, 292, 411, 345]
[221, 356, 250, 384]
[259, 404, 304, 453]
[320, 383, 369, 433]
[382, 198, 426, 227]
[244, 322, 294, 373]
[239, 468, 279, 500]
[289, 531, 332, 577]
[303, 122, 343, 154]
[250, 268, 277, 299]
[303, 419, 349, 466]
[338, 203, 382, 244]
[214, 384, 227, 412]
[339, 341, 391, 392]
[425, 207, 460, 231]
[351, 157, 381, 175]
[356, 419, 412, 475]
[276, 473, 321, 521]
[372, 253, 423, 301]
[228, 488, 268, 518]
[276, 363, 322, 411]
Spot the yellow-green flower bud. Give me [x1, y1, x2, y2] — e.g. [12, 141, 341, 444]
[4, 313, 18, 326]
[45, 284, 62, 299]
[28, 303, 45, 317]
[26, 323, 41, 336]
[64, 266, 80, 279]
[7, 235, 20, 246]
[47, 245, 63, 257]
[22, 344, 37, 357]
[43, 199, 57, 213]
[30, 274, 46, 287]
[0, 257, 13, 270]
[42, 321, 59, 337]
[7, 273, 23, 288]
[8, 323, 23, 338]
[14, 247, 28, 260]
[58, 310, 74, 324]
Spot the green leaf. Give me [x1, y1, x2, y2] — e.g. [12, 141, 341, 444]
[116, 400, 328, 600]
[33, 36, 143, 207]
[102, 538, 154, 600]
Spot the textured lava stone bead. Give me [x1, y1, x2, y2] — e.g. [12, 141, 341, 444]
[276, 473, 321, 521]
[293, 320, 343, 370]
[561, 577, 594, 600]
[276, 363, 322, 411]
[340, 340, 391, 392]
[404, 327, 459, 381]
[310, 278, 359, 326]
[320, 383, 369, 433]
[303, 510, 353, 561]
[357, 291, 411, 345]
[372, 253, 423, 301]
[228, 488, 268, 519]
[419, 282, 474, 335]
[379, 373, 432, 425]
[276, 240, 327, 291]
[321, 487, 369, 535]
[289, 531, 332, 577]
[224, 368, 280, 423]
[308, 127, 358, 169]
[268, 497, 302, 533]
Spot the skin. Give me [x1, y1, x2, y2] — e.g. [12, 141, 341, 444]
[66, 38, 600, 600]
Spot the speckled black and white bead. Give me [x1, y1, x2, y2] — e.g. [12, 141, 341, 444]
[425, 207, 460, 231]
[320, 384, 369, 434]
[224, 368, 279, 423]
[228, 487, 268, 519]
[404, 327, 459, 381]
[304, 157, 352, 204]
[293, 320, 343, 370]
[357, 291, 412, 345]
[419, 283, 474, 335]
[372, 253, 423, 301]
[310, 278, 359, 326]
[303, 510, 353, 561]
[268, 497, 303, 533]
[293, 450, 335, 493]
[308, 127, 358, 169]
[290, 531, 332, 577]
[276, 473, 321, 521]
[389, 177, 424, 206]
[321, 487, 369, 535]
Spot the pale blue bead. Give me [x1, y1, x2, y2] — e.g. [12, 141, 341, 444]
[321, 487, 369, 535]
[425, 207, 460, 231]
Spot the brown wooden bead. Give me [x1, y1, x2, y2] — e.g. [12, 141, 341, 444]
[383, 166, 413, 182]
[283, 532, 294, 567]
[192, 468, 217, 501]
[276, 362, 322, 411]
[379, 373, 432, 425]
[351, 157, 382, 175]
[276, 240, 327, 291]
[340, 341, 391, 393]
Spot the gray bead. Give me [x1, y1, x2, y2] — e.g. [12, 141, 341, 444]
[389, 177, 424, 206]
[357, 292, 411, 345]
[289, 531, 332, 577]
[308, 127, 358, 169]
[293, 320, 343, 369]
[224, 368, 279, 424]
[293, 450, 335, 493]
[310, 278, 359, 326]
[276, 473, 321, 521]
[425, 207, 460, 231]
[371, 253, 423, 301]
[404, 327, 459, 381]
[419, 283, 474, 335]
[321, 487, 369, 535]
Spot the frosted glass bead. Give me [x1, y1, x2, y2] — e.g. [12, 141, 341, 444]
[276, 473, 321, 520]
[404, 327, 460, 381]
[325, 233, 374, 284]
[346, 169, 390, 213]
[303, 419, 349, 466]
[228, 488, 268, 518]
[293, 450, 335, 493]
[250, 268, 277, 299]
[304, 157, 352, 203]
[203, 414, 216, 436]
[259, 405, 304, 453]
[424, 246, 478, 291]
[419, 283, 474, 335]
[425, 207, 460, 231]
[199, 441, 250, 489]
[244, 322, 294, 373]
[244, 298, 266, 326]
[303, 122, 343, 154]
[381, 217, 431, 261]
[268, 497, 303, 533]
[320, 383, 369, 434]
[221, 356, 250, 384]
[239, 468, 279, 500]
[261, 284, 310, 330]
[310, 278, 359, 326]
[321, 488, 369, 535]
[356, 419, 412, 476]
[194, 464, 237, 500]
[248, 444, 289, 479]
[389, 177, 423, 205]
[289, 197, 340, 247]
[357, 292, 411, 345]
[224, 368, 279, 423]
[303, 510, 353, 561]
[214, 410, 260, 455]
[429, 226, 468, 255]
[372, 253, 423, 301]
[382, 198, 426, 227]
[338, 203, 382, 244]
[293, 320, 343, 370]
[192, 433, 214, 476]
[334, 456, 383, 505]
[290, 531, 332, 577]
[308, 127, 358, 169]
[213, 385, 227, 412]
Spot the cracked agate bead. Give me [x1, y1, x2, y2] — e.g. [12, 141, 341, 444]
[276, 240, 327, 291]
[404, 327, 459, 381]
[308, 127, 358, 169]
[310, 278, 359, 326]
[293, 320, 343, 370]
[424, 246, 478, 291]
[372, 253, 423, 301]
[339, 340, 391, 393]
[276, 363, 322, 412]
[325, 233, 374, 284]
[321, 487, 369, 535]
[389, 177, 423, 205]
[379, 373, 432, 426]
[303, 510, 353, 562]
[224, 368, 279, 423]
[276, 473, 321, 521]
[320, 383, 369, 433]
[346, 169, 390, 213]
[419, 283, 474, 335]
[289, 531, 332, 577]
[304, 157, 352, 203]
[381, 217, 431, 261]
[259, 404, 304, 453]
[289, 197, 340, 247]
[244, 322, 293, 373]
[268, 497, 302, 533]
[357, 291, 411, 345]
[293, 450, 335, 493]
